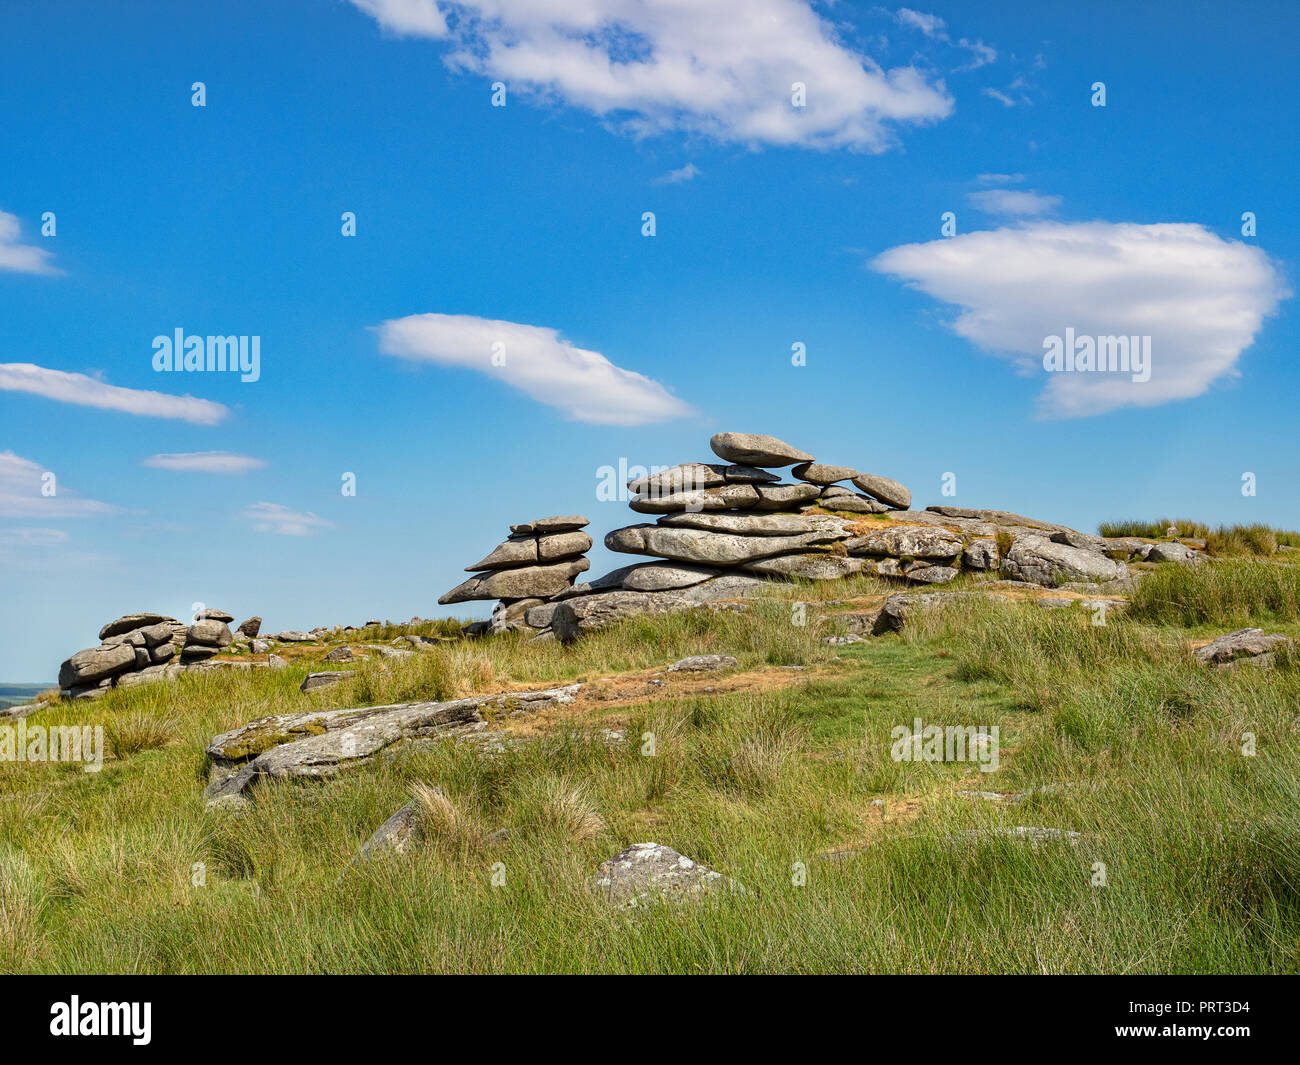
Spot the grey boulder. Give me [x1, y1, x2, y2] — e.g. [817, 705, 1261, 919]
[439, 558, 590, 604]
[590, 843, 743, 907]
[606, 523, 838, 566]
[791, 461, 858, 485]
[187, 620, 234, 647]
[98, 613, 174, 641]
[1194, 629, 1293, 666]
[709, 432, 813, 468]
[851, 473, 911, 510]
[620, 562, 723, 591]
[58, 643, 138, 689]
[508, 515, 589, 535]
[1000, 535, 1127, 587]
[666, 654, 739, 673]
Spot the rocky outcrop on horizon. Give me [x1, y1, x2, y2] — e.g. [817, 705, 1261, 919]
[437, 515, 594, 635]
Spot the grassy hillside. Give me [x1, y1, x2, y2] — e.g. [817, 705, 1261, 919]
[2, 559, 1299, 973]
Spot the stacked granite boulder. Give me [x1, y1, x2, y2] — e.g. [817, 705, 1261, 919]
[438, 516, 594, 635]
[57, 613, 183, 699]
[56, 609, 267, 699]
[540, 431, 1154, 639]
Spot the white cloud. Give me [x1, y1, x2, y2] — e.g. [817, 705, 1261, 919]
[242, 502, 333, 536]
[967, 188, 1061, 217]
[654, 162, 701, 184]
[976, 172, 1024, 184]
[374, 312, 694, 425]
[0, 363, 228, 424]
[0, 452, 116, 518]
[953, 39, 997, 71]
[351, 0, 448, 36]
[143, 452, 266, 474]
[0, 210, 59, 276]
[871, 221, 1290, 417]
[982, 86, 1016, 107]
[894, 9, 947, 39]
[349, 0, 954, 151]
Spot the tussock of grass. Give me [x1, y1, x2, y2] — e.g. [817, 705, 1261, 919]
[1098, 517, 1211, 539]
[1128, 558, 1300, 626]
[1098, 518, 1300, 559]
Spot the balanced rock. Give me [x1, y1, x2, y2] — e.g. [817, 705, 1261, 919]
[98, 613, 174, 641]
[709, 432, 813, 468]
[851, 473, 911, 510]
[187, 619, 234, 647]
[791, 461, 858, 485]
[236, 616, 262, 638]
[508, 515, 589, 535]
[439, 558, 590, 604]
[196, 608, 235, 623]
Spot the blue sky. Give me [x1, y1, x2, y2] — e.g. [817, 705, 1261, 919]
[1, 0, 1296, 681]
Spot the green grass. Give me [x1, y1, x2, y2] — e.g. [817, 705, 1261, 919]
[2, 582, 1299, 973]
[1098, 518, 1211, 539]
[1128, 557, 1300, 626]
[1098, 517, 1300, 559]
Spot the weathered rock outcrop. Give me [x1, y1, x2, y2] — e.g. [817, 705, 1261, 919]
[203, 683, 582, 807]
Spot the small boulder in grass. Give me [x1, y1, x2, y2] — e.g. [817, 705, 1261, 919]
[666, 654, 738, 673]
[1194, 628, 1293, 667]
[590, 843, 745, 908]
[300, 671, 351, 693]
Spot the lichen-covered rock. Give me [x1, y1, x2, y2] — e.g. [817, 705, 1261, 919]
[590, 842, 744, 907]
[666, 654, 738, 673]
[845, 526, 963, 559]
[1000, 534, 1126, 587]
[358, 801, 423, 860]
[203, 684, 582, 804]
[300, 671, 352, 693]
[742, 553, 863, 580]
